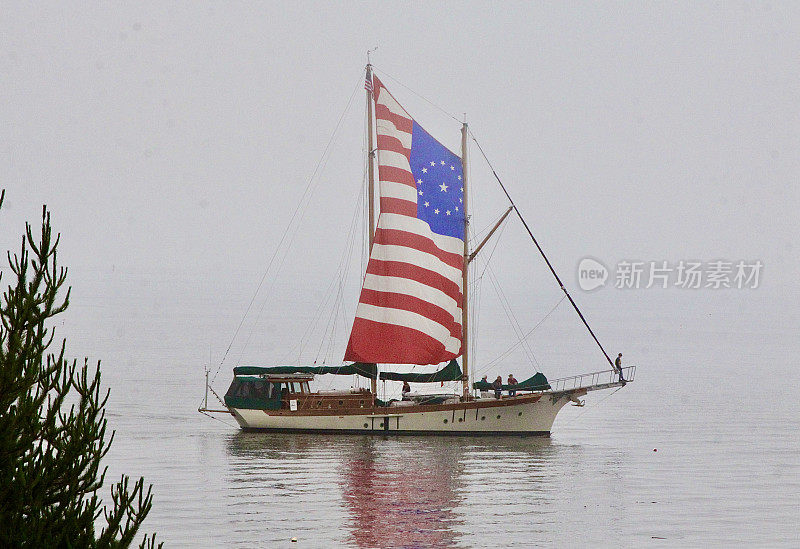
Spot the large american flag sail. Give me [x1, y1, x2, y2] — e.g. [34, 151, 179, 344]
[345, 76, 465, 365]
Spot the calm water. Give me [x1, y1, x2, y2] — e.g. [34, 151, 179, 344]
[66, 275, 799, 547]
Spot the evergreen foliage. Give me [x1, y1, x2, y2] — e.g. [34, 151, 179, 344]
[0, 191, 161, 548]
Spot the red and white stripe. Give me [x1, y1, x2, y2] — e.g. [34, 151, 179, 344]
[345, 76, 464, 365]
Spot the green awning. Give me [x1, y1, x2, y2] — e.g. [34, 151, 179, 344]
[379, 360, 463, 383]
[473, 372, 550, 391]
[233, 362, 377, 379]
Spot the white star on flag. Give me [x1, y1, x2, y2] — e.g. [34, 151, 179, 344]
[439, 183, 448, 192]
[434, 208, 439, 214]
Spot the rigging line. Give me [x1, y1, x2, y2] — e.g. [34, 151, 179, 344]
[333, 191, 363, 361]
[469, 229, 537, 371]
[465, 222, 477, 378]
[316, 193, 361, 364]
[469, 227, 482, 385]
[320, 169, 364, 361]
[478, 294, 567, 374]
[294, 175, 365, 364]
[472, 234, 541, 374]
[224, 73, 364, 377]
[329, 200, 361, 357]
[371, 65, 463, 124]
[291, 274, 338, 363]
[472, 211, 508, 285]
[320, 280, 339, 363]
[484, 265, 541, 371]
[468, 219, 507, 296]
[287, 102, 369, 364]
[467, 129, 616, 369]
[324, 277, 345, 363]
[468, 207, 512, 248]
[474, 220, 539, 371]
[290, 178, 366, 364]
[334, 212, 360, 358]
[210, 72, 363, 384]
[470, 234, 483, 370]
[331, 280, 347, 361]
[477, 215, 509, 279]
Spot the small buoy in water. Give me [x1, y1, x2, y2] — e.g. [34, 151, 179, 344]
[291, 538, 297, 543]
[653, 448, 657, 452]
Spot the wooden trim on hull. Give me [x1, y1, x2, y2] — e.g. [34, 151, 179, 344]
[240, 427, 551, 437]
[262, 392, 556, 417]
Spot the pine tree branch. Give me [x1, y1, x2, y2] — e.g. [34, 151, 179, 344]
[0, 192, 159, 547]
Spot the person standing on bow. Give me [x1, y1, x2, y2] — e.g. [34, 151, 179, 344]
[492, 376, 503, 399]
[615, 353, 626, 382]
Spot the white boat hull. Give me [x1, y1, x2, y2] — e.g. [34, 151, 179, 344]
[228, 392, 579, 436]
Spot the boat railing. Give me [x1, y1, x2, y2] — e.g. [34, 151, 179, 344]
[545, 365, 635, 392]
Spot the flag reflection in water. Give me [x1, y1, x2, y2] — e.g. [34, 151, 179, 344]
[339, 437, 463, 549]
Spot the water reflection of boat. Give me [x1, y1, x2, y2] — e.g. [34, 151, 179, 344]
[224, 432, 555, 548]
[339, 437, 463, 548]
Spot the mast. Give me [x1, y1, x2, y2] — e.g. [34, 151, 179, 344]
[366, 63, 376, 249]
[365, 62, 378, 399]
[461, 121, 470, 399]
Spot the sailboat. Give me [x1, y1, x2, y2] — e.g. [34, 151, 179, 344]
[199, 64, 634, 435]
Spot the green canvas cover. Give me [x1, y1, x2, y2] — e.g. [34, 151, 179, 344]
[473, 372, 550, 391]
[224, 377, 282, 410]
[232, 362, 377, 379]
[379, 360, 463, 383]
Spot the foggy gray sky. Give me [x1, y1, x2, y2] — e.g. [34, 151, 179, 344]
[2, 2, 798, 377]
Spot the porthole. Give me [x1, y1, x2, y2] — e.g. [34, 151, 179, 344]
[518, 412, 523, 416]
[458, 418, 463, 423]
[338, 400, 344, 406]
[443, 419, 448, 424]
[496, 414, 501, 419]
[378, 422, 383, 428]
[481, 416, 486, 421]
[364, 423, 369, 428]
